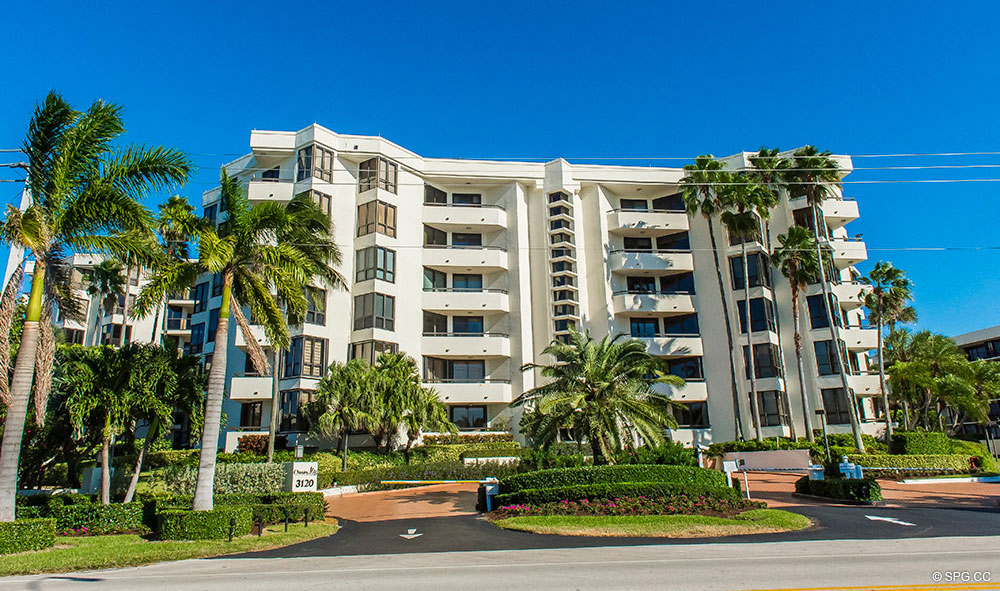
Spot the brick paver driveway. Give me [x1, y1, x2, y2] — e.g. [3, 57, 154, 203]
[325, 483, 479, 522]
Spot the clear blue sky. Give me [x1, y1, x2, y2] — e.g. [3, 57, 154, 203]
[2, 1, 999, 336]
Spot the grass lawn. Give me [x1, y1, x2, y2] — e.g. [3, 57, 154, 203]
[0, 521, 338, 577]
[493, 509, 811, 538]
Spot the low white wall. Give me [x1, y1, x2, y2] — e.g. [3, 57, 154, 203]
[721, 449, 812, 471]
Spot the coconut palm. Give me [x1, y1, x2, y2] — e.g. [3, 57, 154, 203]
[888, 332, 978, 430]
[145, 196, 206, 346]
[307, 359, 376, 471]
[514, 330, 684, 464]
[133, 169, 343, 511]
[861, 261, 915, 441]
[402, 387, 455, 456]
[772, 225, 822, 441]
[680, 156, 745, 439]
[84, 259, 127, 345]
[784, 146, 865, 452]
[0, 92, 190, 522]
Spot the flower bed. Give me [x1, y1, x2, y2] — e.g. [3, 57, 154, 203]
[491, 494, 765, 520]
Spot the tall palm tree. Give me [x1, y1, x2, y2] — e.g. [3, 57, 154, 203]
[785, 146, 866, 452]
[84, 259, 126, 345]
[772, 226, 822, 441]
[514, 330, 684, 464]
[680, 156, 745, 439]
[146, 196, 205, 345]
[133, 169, 342, 511]
[368, 353, 421, 453]
[402, 387, 455, 456]
[861, 261, 915, 442]
[0, 92, 190, 522]
[308, 359, 376, 471]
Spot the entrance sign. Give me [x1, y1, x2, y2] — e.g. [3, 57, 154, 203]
[283, 461, 318, 492]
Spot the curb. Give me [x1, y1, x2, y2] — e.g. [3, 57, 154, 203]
[791, 492, 883, 506]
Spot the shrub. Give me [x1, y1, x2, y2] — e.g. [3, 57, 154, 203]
[795, 476, 882, 501]
[707, 437, 816, 457]
[417, 442, 520, 463]
[158, 507, 253, 540]
[49, 502, 145, 535]
[236, 434, 269, 456]
[848, 454, 973, 478]
[500, 465, 725, 494]
[890, 431, 950, 455]
[332, 461, 521, 490]
[494, 494, 763, 517]
[517, 449, 589, 471]
[494, 482, 738, 505]
[461, 448, 531, 460]
[613, 442, 696, 466]
[422, 433, 514, 445]
[0, 519, 56, 554]
[143, 450, 200, 469]
[163, 463, 284, 495]
[947, 439, 998, 473]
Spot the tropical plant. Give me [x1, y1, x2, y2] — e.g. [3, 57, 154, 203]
[0, 92, 190, 522]
[84, 259, 127, 345]
[402, 387, 456, 455]
[146, 196, 206, 344]
[367, 353, 422, 453]
[133, 169, 343, 511]
[308, 359, 376, 471]
[514, 330, 684, 465]
[861, 261, 915, 441]
[680, 156, 745, 439]
[772, 225, 822, 441]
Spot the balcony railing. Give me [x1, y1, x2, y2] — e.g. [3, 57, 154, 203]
[609, 248, 691, 255]
[165, 317, 189, 331]
[424, 244, 507, 251]
[423, 378, 512, 384]
[424, 202, 505, 210]
[423, 287, 508, 294]
[613, 289, 694, 296]
[632, 332, 701, 338]
[250, 175, 293, 183]
[422, 332, 510, 338]
[609, 207, 686, 214]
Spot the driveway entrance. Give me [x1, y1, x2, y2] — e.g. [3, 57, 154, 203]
[325, 483, 479, 522]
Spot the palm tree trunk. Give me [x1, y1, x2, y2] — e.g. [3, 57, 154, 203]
[706, 218, 745, 440]
[812, 205, 866, 453]
[267, 349, 281, 463]
[0, 265, 45, 522]
[120, 265, 133, 346]
[742, 242, 762, 441]
[876, 307, 893, 444]
[0, 262, 25, 407]
[790, 288, 815, 441]
[100, 434, 112, 505]
[192, 274, 232, 511]
[340, 428, 349, 472]
[123, 417, 158, 503]
[764, 221, 795, 441]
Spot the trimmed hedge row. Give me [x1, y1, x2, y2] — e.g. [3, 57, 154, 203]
[795, 476, 882, 501]
[422, 433, 514, 445]
[158, 507, 253, 540]
[494, 482, 739, 506]
[162, 463, 284, 495]
[847, 454, 972, 478]
[890, 431, 950, 455]
[0, 519, 56, 554]
[461, 448, 532, 460]
[327, 461, 522, 490]
[500, 465, 726, 494]
[148, 492, 326, 527]
[49, 502, 145, 535]
[420, 442, 521, 463]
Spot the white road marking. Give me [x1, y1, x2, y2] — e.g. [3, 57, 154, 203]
[865, 515, 916, 526]
[400, 528, 424, 539]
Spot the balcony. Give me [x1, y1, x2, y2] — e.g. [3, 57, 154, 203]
[821, 199, 860, 229]
[250, 130, 296, 154]
[634, 335, 703, 357]
[424, 380, 513, 404]
[652, 379, 706, 400]
[422, 246, 508, 272]
[163, 317, 191, 338]
[826, 237, 867, 268]
[229, 373, 273, 401]
[806, 282, 869, 309]
[606, 209, 689, 236]
[608, 249, 695, 274]
[235, 323, 270, 349]
[422, 204, 507, 230]
[422, 289, 510, 313]
[612, 291, 696, 315]
[841, 326, 878, 351]
[817, 373, 882, 397]
[167, 289, 195, 309]
[247, 178, 294, 203]
[421, 333, 511, 358]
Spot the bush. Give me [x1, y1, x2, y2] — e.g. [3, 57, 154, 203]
[500, 465, 725, 494]
[49, 502, 145, 535]
[417, 442, 520, 463]
[613, 442, 696, 466]
[422, 433, 514, 445]
[158, 507, 253, 540]
[890, 431, 950, 455]
[143, 450, 200, 469]
[332, 461, 521, 490]
[0, 519, 56, 554]
[461, 448, 531, 460]
[163, 463, 284, 495]
[494, 494, 763, 517]
[236, 434, 269, 456]
[848, 454, 973, 478]
[947, 439, 999, 473]
[494, 482, 738, 506]
[795, 476, 882, 501]
[517, 449, 589, 471]
[707, 437, 817, 457]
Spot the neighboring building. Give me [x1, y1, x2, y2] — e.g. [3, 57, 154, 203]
[8, 125, 881, 451]
[952, 325, 1000, 441]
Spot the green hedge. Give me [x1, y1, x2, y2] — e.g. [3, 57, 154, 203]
[328, 461, 521, 490]
[494, 482, 738, 506]
[0, 519, 56, 554]
[848, 454, 973, 478]
[500, 465, 725, 494]
[146, 492, 325, 527]
[163, 463, 284, 495]
[890, 431, 950, 455]
[461, 448, 531, 460]
[49, 502, 145, 535]
[418, 442, 521, 463]
[157, 507, 253, 540]
[795, 476, 882, 501]
[422, 433, 514, 445]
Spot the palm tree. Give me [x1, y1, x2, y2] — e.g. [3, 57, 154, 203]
[772, 226, 822, 441]
[680, 156, 746, 439]
[84, 259, 127, 345]
[785, 146, 865, 452]
[133, 169, 342, 511]
[367, 353, 422, 453]
[0, 92, 190, 522]
[861, 261, 915, 442]
[514, 330, 684, 464]
[889, 332, 975, 430]
[402, 387, 455, 457]
[146, 196, 205, 346]
[308, 359, 376, 471]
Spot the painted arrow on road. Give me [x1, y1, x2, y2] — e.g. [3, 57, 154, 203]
[865, 515, 916, 526]
[399, 528, 424, 540]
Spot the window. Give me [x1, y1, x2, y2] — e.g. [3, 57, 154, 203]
[193, 282, 209, 313]
[424, 357, 485, 382]
[662, 313, 699, 335]
[424, 225, 447, 246]
[279, 389, 315, 432]
[203, 354, 213, 373]
[551, 261, 573, 273]
[189, 323, 204, 354]
[814, 340, 839, 376]
[453, 193, 481, 206]
[619, 198, 648, 211]
[305, 190, 332, 216]
[451, 405, 487, 430]
[357, 200, 397, 237]
[667, 357, 704, 380]
[553, 276, 574, 287]
[554, 318, 576, 332]
[807, 294, 843, 329]
[737, 298, 777, 333]
[64, 328, 85, 345]
[550, 219, 570, 231]
[627, 276, 657, 293]
[211, 273, 224, 297]
[295, 145, 333, 182]
[423, 313, 453, 334]
[262, 166, 280, 182]
[549, 205, 570, 217]
[453, 316, 483, 335]
[551, 232, 573, 245]
[354, 293, 395, 330]
[744, 343, 783, 378]
[207, 308, 220, 342]
[350, 340, 398, 363]
[822, 388, 852, 424]
[551, 248, 573, 259]
[661, 273, 695, 294]
[359, 157, 398, 194]
[356, 246, 396, 283]
[204, 204, 218, 224]
[652, 194, 685, 211]
[757, 391, 789, 427]
[423, 268, 447, 291]
[793, 207, 830, 239]
[452, 274, 482, 291]
[729, 219, 763, 245]
[424, 185, 447, 204]
[730, 253, 771, 290]
[623, 237, 652, 251]
[553, 290, 575, 301]
[305, 288, 326, 325]
[285, 337, 327, 378]
[674, 402, 709, 428]
[240, 402, 263, 428]
[452, 233, 482, 247]
[553, 304, 576, 316]
[657, 233, 690, 250]
[548, 192, 569, 204]
[630, 318, 658, 338]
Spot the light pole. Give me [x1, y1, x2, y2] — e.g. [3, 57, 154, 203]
[815, 409, 831, 464]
